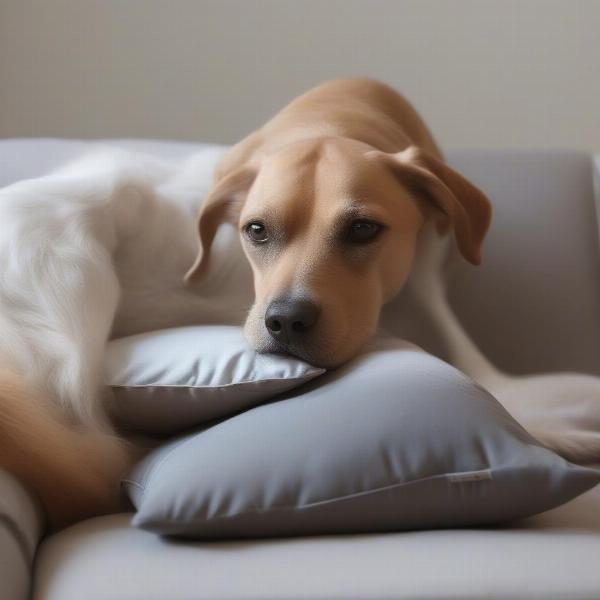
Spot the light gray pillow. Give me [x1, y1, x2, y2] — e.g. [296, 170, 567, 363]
[124, 337, 600, 538]
[105, 326, 324, 435]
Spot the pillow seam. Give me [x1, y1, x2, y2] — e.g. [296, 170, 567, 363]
[135, 464, 599, 528]
[109, 371, 324, 390]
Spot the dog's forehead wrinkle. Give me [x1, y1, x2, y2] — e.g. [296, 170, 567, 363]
[315, 156, 386, 209]
[254, 139, 384, 230]
[251, 159, 319, 234]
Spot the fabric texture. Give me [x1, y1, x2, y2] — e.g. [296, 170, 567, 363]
[32, 483, 600, 600]
[105, 326, 325, 435]
[124, 337, 600, 538]
[0, 469, 45, 600]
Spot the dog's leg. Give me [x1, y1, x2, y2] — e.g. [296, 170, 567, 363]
[405, 226, 600, 464]
[403, 225, 504, 387]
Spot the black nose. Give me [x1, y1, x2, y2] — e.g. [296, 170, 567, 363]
[265, 298, 320, 344]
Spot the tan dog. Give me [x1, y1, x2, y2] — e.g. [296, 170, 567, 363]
[3, 78, 597, 534]
[0, 78, 493, 531]
[185, 78, 492, 368]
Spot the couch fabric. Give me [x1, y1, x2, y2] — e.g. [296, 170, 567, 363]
[0, 139, 598, 600]
[33, 484, 600, 600]
[0, 470, 44, 600]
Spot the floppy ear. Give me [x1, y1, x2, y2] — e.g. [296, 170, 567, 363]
[368, 146, 492, 265]
[184, 165, 259, 284]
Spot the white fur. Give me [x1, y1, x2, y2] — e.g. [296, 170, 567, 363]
[0, 148, 253, 432]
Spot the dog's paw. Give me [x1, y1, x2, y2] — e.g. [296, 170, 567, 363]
[528, 428, 600, 466]
[489, 372, 600, 465]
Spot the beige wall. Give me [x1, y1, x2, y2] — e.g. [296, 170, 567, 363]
[1, 0, 598, 149]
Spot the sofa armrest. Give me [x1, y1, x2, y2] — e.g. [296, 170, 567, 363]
[593, 154, 600, 238]
[0, 469, 45, 600]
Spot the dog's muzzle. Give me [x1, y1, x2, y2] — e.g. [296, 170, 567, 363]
[264, 297, 320, 346]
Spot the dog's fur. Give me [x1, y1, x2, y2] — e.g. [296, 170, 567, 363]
[1, 79, 598, 530]
[0, 150, 254, 528]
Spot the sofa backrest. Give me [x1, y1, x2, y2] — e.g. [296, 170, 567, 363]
[444, 150, 600, 376]
[1, 140, 598, 376]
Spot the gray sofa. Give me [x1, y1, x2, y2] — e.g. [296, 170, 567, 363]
[1, 140, 599, 600]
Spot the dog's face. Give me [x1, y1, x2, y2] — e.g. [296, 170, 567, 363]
[186, 138, 491, 368]
[238, 139, 426, 367]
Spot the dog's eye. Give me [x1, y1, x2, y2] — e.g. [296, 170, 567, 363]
[245, 221, 269, 243]
[346, 220, 382, 244]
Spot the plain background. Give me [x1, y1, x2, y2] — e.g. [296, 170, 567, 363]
[0, 0, 598, 150]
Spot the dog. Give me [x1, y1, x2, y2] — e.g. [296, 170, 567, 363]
[184, 78, 491, 368]
[0, 79, 597, 531]
[186, 79, 600, 463]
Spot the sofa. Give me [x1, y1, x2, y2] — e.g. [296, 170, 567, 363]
[1, 139, 599, 600]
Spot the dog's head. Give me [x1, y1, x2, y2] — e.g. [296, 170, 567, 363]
[185, 138, 491, 367]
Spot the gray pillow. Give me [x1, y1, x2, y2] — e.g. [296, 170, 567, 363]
[105, 326, 324, 435]
[124, 337, 600, 538]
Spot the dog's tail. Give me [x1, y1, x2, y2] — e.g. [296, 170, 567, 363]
[0, 368, 133, 530]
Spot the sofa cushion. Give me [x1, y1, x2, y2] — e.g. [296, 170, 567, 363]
[123, 337, 599, 538]
[105, 326, 324, 435]
[33, 475, 600, 600]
